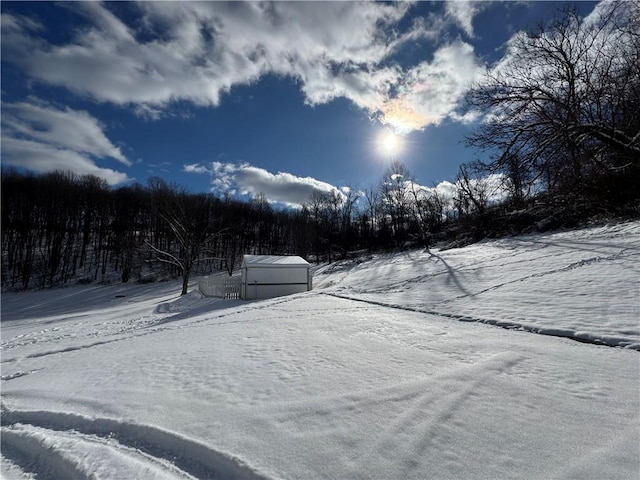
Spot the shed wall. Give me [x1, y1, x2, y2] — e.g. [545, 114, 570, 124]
[245, 266, 308, 285]
[240, 266, 310, 300]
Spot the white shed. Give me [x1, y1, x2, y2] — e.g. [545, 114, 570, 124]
[240, 255, 312, 300]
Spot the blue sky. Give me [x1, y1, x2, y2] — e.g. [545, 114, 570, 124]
[1, 1, 600, 206]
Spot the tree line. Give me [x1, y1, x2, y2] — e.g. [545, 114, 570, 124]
[1, 170, 311, 292]
[3, 155, 511, 292]
[2, 2, 638, 293]
[0, 164, 456, 292]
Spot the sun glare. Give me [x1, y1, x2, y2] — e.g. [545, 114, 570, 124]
[378, 130, 403, 158]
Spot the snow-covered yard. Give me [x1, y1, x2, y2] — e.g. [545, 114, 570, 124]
[2, 222, 639, 479]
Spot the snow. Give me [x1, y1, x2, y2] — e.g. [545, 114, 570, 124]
[2, 221, 639, 479]
[317, 221, 640, 349]
[242, 255, 310, 267]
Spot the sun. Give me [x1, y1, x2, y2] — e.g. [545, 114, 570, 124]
[378, 130, 403, 158]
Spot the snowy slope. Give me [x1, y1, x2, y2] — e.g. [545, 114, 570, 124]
[317, 221, 640, 349]
[1, 222, 639, 479]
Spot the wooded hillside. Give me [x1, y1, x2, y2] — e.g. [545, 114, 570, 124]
[2, 2, 638, 292]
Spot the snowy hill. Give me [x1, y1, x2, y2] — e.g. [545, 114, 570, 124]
[2, 222, 639, 479]
[316, 221, 640, 349]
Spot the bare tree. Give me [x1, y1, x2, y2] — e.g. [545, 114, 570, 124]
[337, 187, 360, 258]
[455, 163, 497, 217]
[362, 185, 381, 251]
[147, 178, 223, 295]
[466, 1, 640, 196]
[409, 182, 446, 250]
[380, 160, 414, 245]
[306, 190, 330, 263]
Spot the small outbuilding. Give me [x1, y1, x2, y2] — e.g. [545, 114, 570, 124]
[240, 255, 312, 300]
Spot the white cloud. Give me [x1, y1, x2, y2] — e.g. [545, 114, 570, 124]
[458, 173, 509, 205]
[187, 161, 510, 210]
[1, 3, 412, 111]
[1, 137, 130, 186]
[3, 99, 129, 165]
[444, 1, 489, 38]
[582, 0, 635, 29]
[449, 109, 483, 125]
[378, 41, 485, 132]
[1, 2, 483, 132]
[422, 180, 459, 201]
[1, 98, 131, 185]
[404, 174, 509, 212]
[0, 11, 43, 35]
[183, 163, 211, 175]
[185, 161, 344, 207]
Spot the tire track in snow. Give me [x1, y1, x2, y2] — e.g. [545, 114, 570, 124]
[322, 292, 640, 350]
[1, 423, 196, 480]
[0, 408, 271, 480]
[1, 330, 165, 363]
[356, 352, 524, 477]
[2, 295, 305, 363]
[1, 427, 86, 480]
[1, 369, 43, 381]
[256, 351, 524, 477]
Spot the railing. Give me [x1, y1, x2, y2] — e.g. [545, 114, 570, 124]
[198, 275, 241, 299]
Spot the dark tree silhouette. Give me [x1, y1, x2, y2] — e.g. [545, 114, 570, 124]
[465, 1, 640, 198]
[380, 160, 414, 246]
[147, 178, 224, 295]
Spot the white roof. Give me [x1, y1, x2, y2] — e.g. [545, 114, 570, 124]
[241, 255, 310, 268]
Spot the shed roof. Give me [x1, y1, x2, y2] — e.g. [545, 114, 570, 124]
[241, 255, 310, 268]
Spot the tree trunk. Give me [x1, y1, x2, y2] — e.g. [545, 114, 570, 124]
[181, 267, 190, 295]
